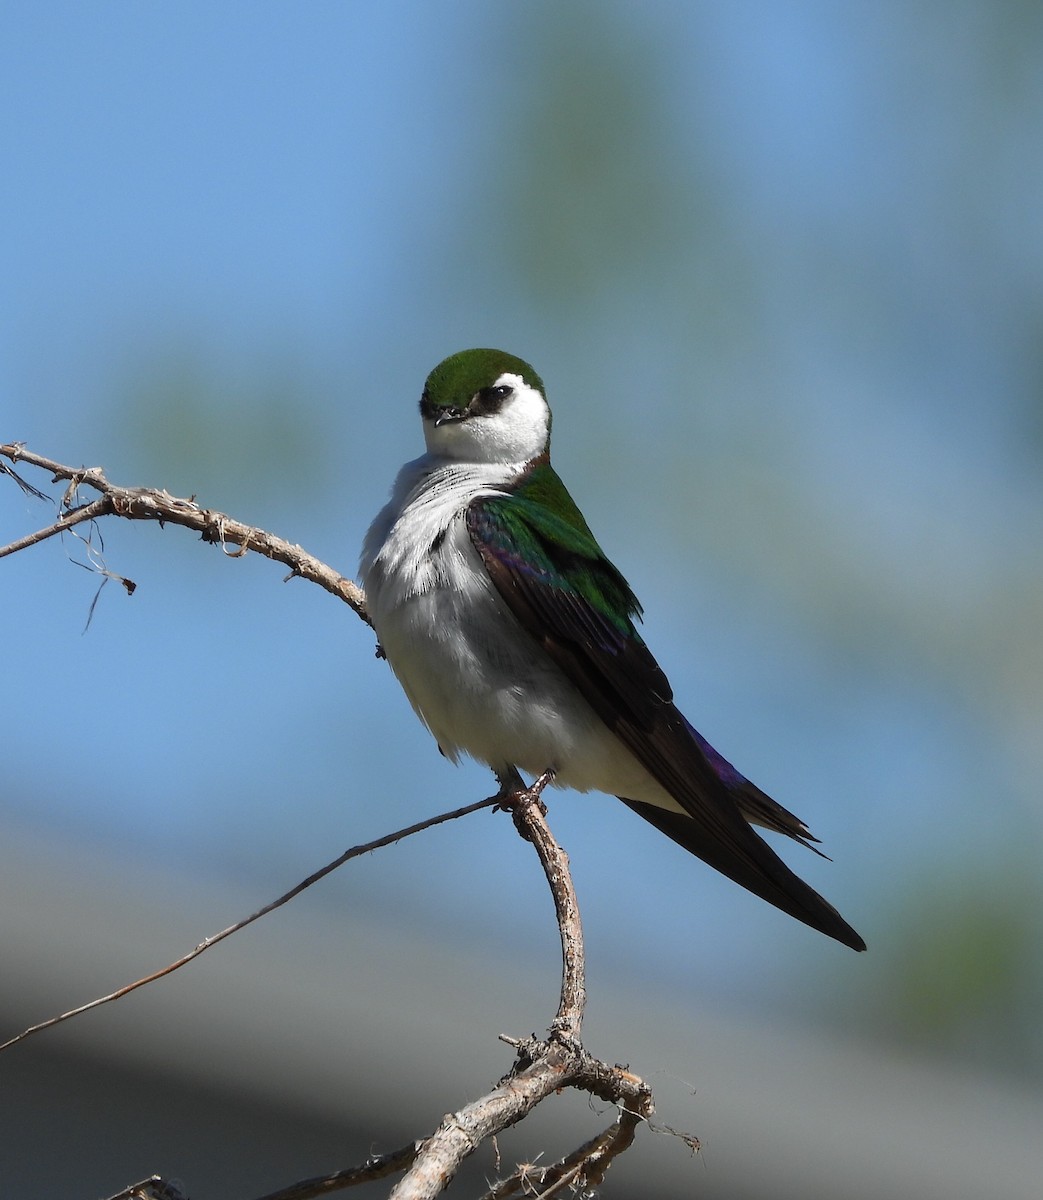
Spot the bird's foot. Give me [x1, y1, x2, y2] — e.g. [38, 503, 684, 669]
[492, 768, 555, 840]
[492, 766, 526, 804]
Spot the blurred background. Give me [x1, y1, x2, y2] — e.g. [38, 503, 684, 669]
[3, 2, 1042, 1197]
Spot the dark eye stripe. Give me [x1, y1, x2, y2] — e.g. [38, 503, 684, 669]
[472, 383, 513, 415]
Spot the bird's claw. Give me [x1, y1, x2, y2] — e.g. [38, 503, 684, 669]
[491, 768, 555, 836]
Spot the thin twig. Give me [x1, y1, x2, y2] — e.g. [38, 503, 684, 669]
[0, 796, 498, 1054]
[0, 495, 110, 557]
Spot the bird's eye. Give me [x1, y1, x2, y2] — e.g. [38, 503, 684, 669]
[473, 383, 513, 415]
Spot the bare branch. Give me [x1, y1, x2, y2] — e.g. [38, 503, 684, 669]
[0, 443, 369, 622]
[391, 1047, 576, 1200]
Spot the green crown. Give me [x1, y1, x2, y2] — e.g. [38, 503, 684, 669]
[423, 348, 544, 410]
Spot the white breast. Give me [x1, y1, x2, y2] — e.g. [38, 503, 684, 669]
[360, 454, 523, 762]
[360, 454, 510, 608]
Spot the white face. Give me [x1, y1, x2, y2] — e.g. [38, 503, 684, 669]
[422, 372, 551, 464]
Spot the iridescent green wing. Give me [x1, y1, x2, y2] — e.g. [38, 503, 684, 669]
[466, 462, 673, 731]
[466, 462, 866, 951]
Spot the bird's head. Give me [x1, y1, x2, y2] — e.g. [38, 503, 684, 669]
[420, 348, 550, 463]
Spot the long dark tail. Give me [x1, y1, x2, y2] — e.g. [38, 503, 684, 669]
[620, 797, 866, 952]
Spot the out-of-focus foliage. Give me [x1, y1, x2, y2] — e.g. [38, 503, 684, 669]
[107, 340, 334, 509]
[494, 11, 692, 301]
[860, 865, 1043, 1077]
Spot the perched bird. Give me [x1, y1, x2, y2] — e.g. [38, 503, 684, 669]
[360, 349, 865, 951]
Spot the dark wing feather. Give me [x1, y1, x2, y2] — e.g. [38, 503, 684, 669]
[467, 488, 865, 952]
